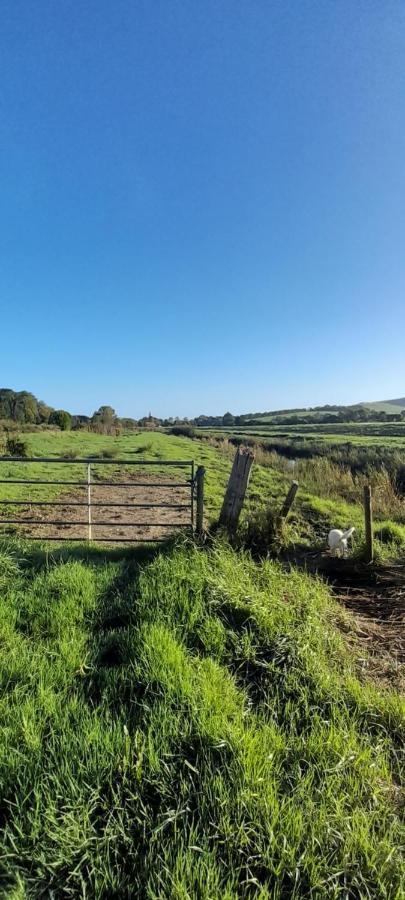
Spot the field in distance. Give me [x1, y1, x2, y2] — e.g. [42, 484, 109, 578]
[1, 428, 405, 555]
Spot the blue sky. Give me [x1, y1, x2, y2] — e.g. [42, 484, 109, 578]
[1, 1, 404, 418]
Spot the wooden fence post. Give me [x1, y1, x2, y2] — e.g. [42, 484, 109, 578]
[196, 466, 205, 536]
[219, 446, 254, 533]
[364, 484, 373, 563]
[277, 481, 299, 526]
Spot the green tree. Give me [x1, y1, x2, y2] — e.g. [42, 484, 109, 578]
[37, 401, 53, 423]
[49, 410, 72, 431]
[13, 392, 38, 423]
[91, 406, 116, 425]
[0, 389, 15, 420]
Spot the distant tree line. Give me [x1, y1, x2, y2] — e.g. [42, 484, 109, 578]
[0, 389, 179, 434]
[192, 406, 405, 427]
[0, 390, 122, 433]
[267, 408, 405, 425]
[1, 388, 404, 434]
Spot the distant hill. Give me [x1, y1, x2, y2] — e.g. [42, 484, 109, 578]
[233, 397, 405, 426]
[262, 397, 405, 419]
[360, 398, 405, 414]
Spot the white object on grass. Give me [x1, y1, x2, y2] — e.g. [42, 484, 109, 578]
[328, 527, 355, 557]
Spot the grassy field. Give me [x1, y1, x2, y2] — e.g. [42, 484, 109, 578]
[198, 423, 405, 447]
[0, 431, 230, 522]
[0, 536, 403, 898]
[1, 429, 405, 557]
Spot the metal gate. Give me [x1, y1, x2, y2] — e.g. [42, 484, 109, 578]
[0, 456, 204, 543]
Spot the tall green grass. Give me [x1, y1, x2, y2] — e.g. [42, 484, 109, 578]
[0, 538, 403, 897]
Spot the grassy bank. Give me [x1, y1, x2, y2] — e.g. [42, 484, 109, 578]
[0, 537, 403, 897]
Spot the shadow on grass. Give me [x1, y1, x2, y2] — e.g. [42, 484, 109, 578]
[11, 536, 174, 572]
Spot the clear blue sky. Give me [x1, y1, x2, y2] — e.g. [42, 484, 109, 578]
[1, 1, 404, 418]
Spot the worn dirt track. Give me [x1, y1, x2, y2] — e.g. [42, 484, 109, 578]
[292, 552, 405, 689]
[328, 563, 404, 687]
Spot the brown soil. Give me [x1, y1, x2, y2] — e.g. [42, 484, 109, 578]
[16, 473, 193, 543]
[291, 552, 405, 690]
[328, 562, 404, 689]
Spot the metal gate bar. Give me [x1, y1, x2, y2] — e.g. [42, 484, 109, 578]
[0, 457, 193, 465]
[0, 500, 190, 509]
[0, 480, 190, 487]
[0, 519, 190, 527]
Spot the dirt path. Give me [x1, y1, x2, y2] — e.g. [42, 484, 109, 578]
[16, 473, 193, 543]
[326, 563, 404, 688]
[284, 550, 405, 690]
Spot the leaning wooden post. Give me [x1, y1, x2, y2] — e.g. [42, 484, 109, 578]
[219, 446, 254, 533]
[87, 462, 92, 542]
[196, 466, 205, 536]
[277, 480, 299, 526]
[364, 484, 373, 563]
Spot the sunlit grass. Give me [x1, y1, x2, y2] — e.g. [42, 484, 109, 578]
[0, 537, 403, 896]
